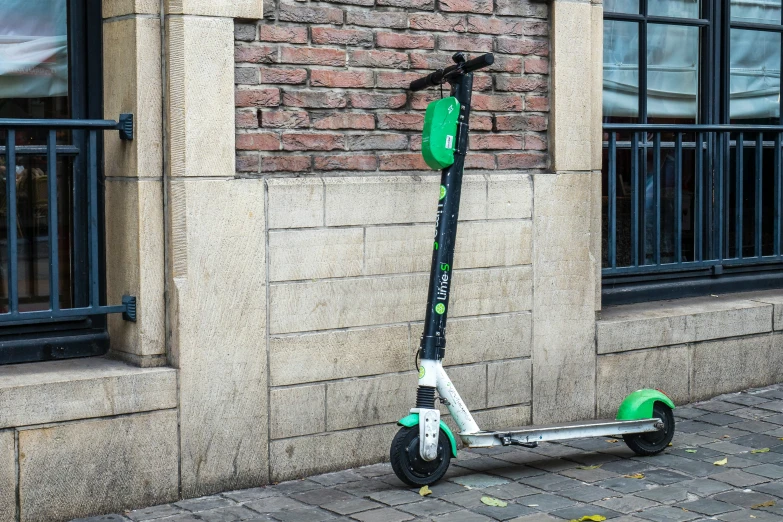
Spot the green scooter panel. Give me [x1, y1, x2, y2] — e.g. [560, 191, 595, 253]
[398, 413, 459, 458]
[616, 389, 675, 420]
[421, 97, 460, 170]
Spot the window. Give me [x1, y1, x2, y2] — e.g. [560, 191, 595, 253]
[602, 0, 783, 304]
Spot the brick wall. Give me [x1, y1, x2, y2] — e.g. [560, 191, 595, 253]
[234, 0, 549, 174]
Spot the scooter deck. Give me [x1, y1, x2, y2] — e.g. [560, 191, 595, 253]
[460, 418, 662, 448]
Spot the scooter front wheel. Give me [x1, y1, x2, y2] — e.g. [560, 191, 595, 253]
[390, 426, 451, 487]
[623, 402, 675, 456]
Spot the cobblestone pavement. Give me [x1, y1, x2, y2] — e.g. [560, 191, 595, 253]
[76, 384, 783, 522]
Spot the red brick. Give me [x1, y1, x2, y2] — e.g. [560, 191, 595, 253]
[350, 50, 409, 69]
[524, 20, 549, 36]
[495, 114, 547, 131]
[495, 76, 547, 92]
[377, 0, 435, 9]
[311, 70, 374, 88]
[236, 87, 281, 107]
[348, 134, 409, 150]
[377, 113, 424, 131]
[409, 14, 466, 32]
[311, 27, 373, 46]
[313, 113, 375, 130]
[525, 133, 547, 150]
[259, 25, 307, 43]
[439, 0, 492, 13]
[379, 153, 429, 171]
[314, 155, 378, 171]
[439, 35, 493, 52]
[496, 37, 549, 57]
[470, 134, 524, 150]
[411, 92, 441, 110]
[235, 44, 277, 64]
[346, 11, 407, 28]
[278, 3, 343, 24]
[237, 154, 260, 172]
[496, 0, 548, 17]
[525, 95, 549, 112]
[465, 153, 496, 169]
[470, 114, 493, 131]
[473, 74, 493, 91]
[236, 109, 259, 129]
[282, 133, 345, 151]
[376, 32, 435, 50]
[409, 53, 454, 70]
[260, 67, 307, 84]
[525, 57, 549, 75]
[349, 92, 407, 109]
[321, 0, 374, 6]
[497, 152, 546, 169]
[236, 132, 281, 151]
[472, 93, 524, 111]
[260, 155, 312, 172]
[410, 135, 422, 150]
[466, 17, 524, 35]
[488, 56, 524, 74]
[283, 90, 346, 108]
[280, 47, 345, 66]
[377, 72, 427, 89]
[261, 110, 310, 128]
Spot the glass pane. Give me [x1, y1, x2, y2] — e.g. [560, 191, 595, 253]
[730, 29, 781, 123]
[648, 0, 700, 18]
[731, 0, 781, 25]
[647, 24, 699, 123]
[604, 21, 640, 122]
[605, 0, 639, 14]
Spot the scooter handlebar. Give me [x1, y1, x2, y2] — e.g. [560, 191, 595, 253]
[408, 53, 494, 92]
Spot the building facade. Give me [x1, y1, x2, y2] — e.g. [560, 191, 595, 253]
[0, 0, 782, 520]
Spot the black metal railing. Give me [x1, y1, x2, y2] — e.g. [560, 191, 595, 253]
[0, 115, 135, 324]
[603, 123, 783, 280]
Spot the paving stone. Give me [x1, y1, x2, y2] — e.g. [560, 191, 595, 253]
[221, 488, 281, 503]
[635, 505, 701, 521]
[310, 470, 365, 487]
[567, 452, 626, 466]
[597, 477, 650, 494]
[505, 515, 563, 522]
[670, 433, 715, 447]
[716, 508, 783, 522]
[756, 400, 783, 412]
[754, 481, 783, 498]
[754, 389, 783, 400]
[676, 478, 733, 496]
[722, 394, 771, 407]
[675, 421, 715, 434]
[175, 496, 236, 512]
[430, 510, 493, 522]
[693, 402, 742, 414]
[450, 473, 510, 489]
[517, 493, 576, 512]
[559, 485, 621, 503]
[195, 506, 268, 522]
[424, 481, 470, 498]
[674, 499, 740, 516]
[478, 481, 537, 500]
[745, 463, 783, 479]
[641, 455, 716, 477]
[291, 487, 354, 506]
[71, 516, 131, 522]
[760, 413, 783, 425]
[635, 486, 689, 504]
[127, 505, 187, 521]
[559, 466, 620, 482]
[517, 473, 583, 491]
[321, 497, 384, 515]
[440, 489, 491, 509]
[601, 460, 656, 475]
[337, 478, 396, 496]
[711, 469, 769, 487]
[672, 408, 707, 420]
[727, 407, 776, 421]
[244, 496, 310, 514]
[595, 495, 661, 514]
[712, 490, 778, 508]
[368, 489, 425, 506]
[396, 499, 460, 516]
[731, 433, 783, 449]
[728, 420, 779, 433]
[642, 469, 691, 485]
[350, 507, 415, 522]
[549, 504, 623, 520]
[528, 458, 580, 473]
[701, 441, 755, 454]
[470, 501, 537, 520]
[273, 480, 322, 495]
[453, 457, 512, 473]
[355, 463, 393, 478]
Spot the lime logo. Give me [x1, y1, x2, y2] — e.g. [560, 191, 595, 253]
[435, 303, 446, 315]
[440, 263, 450, 271]
[434, 241, 439, 250]
[439, 185, 447, 200]
[418, 367, 425, 379]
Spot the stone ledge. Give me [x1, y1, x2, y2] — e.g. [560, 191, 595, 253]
[596, 293, 776, 354]
[0, 357, 177, 429]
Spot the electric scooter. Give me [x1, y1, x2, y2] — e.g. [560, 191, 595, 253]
[389, 52, 676, 487]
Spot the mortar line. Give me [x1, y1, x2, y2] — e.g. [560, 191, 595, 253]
[264, 174, 273, 483]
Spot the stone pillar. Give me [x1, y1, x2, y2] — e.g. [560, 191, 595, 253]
[163, 0, 269, 498]
[531, 0, 603, 424]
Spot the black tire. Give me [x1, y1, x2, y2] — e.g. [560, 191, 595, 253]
[390, 426, 451, 487]
[623, 402, 676, 456]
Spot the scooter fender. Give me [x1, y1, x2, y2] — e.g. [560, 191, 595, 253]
[616, 389, 675, 421]
[398, 413, 458, 458]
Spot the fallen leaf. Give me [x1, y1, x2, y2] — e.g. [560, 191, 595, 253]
[714, 457, 728, 466]
[480, 496, 507, 508]
[722, 435, 731, 439]
[419, 485, 432, 496]
[576, 465, 602, 470]
[624, 473, 645, 479]
[527, 504, 539, 507]
[668, 443, 673, 447]
[605, 439, 618, 443]
[569, 516, 607, 522]
[751, 500, 775, 509]
[752, 448, 770, 454]
[685, 449, 698, 453]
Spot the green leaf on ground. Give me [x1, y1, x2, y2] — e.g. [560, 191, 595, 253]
[576, 465, 602, 470]
[751, 500, 775, 509]
[419, 485, 432, 496]
[480, 496, 507, 508]
[685, 449, 697, 453]
[752, 448, 770, 454]
[570, 516, 607, 522]
[714, 457, 728, 466]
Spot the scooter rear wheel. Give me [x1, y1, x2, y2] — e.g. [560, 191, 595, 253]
[390, 426, 451, 487]
[623, 402, 675, 456]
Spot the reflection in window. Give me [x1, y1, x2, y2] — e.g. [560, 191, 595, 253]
[730, 29, 781, 123]
[731, 0, 781, 25]
[605, 0, 639, 15]
[603, 21, 640, 121]
[647, 24, 699, 123]
[648, 0, 700, 19]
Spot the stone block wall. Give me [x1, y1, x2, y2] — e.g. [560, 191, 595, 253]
[235, 0, 549, 481]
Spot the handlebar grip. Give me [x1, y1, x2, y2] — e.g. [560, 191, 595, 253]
[462, 53, 494, 74]
[409, 74, 435, 92]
